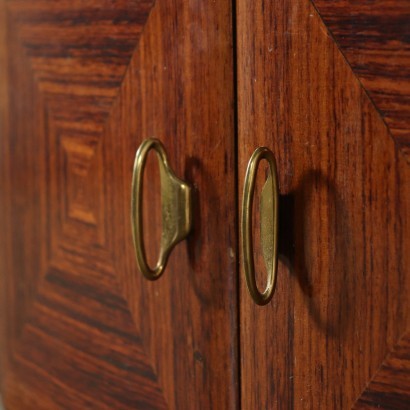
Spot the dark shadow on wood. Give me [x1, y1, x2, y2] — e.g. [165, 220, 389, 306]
[278, 169, 355, 339]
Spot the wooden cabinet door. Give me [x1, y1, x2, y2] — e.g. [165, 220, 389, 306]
[237, 0, 410, 408]
[0, 1, 238, 409]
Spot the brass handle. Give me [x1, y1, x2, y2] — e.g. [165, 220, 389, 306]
[131, 138, 192, 280]
[241, 147, 279, 305]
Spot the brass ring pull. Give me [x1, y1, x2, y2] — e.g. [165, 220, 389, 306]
[241, 147, 279, 305]
[131, 138, 192, 280]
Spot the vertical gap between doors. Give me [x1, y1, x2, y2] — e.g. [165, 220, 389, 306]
[231, 0, 241, 407]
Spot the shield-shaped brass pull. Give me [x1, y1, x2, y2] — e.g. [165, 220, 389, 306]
[131, 138, 192, 280]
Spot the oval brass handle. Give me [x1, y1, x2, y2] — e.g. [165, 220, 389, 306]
[131, 138, 192, 280]
[241, 147, 279, 305]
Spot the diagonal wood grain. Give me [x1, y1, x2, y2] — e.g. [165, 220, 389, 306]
[4, 267, 167, 410]
[103, 0, 239, 407]
[311, 0, 410, 149]
[353, 331, 410, 409]
[1, 0, 238, 408]
[0, 16, 49, 346]
[1, 1, 168, 407]
[237, 0, 410, 408]
[6, 0, 155, 126]
[1, 0, 159, 351]
[1, 28, 169, 406]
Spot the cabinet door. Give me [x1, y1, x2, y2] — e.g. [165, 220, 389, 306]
[237, 0, 410, 408]
[0, 1, 238, 408]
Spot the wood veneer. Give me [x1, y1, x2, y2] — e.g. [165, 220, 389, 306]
[236, 0, 409, 408]
[0, 0, 238, 408]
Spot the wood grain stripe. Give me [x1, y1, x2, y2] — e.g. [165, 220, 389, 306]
[7, 0, 155, 124]
[353, 331, 410, 409]
[5, 267, 167, 410]
[2, 0, 238, 407]
[236, 0, 410, 407]
[311, 0, 410, 148]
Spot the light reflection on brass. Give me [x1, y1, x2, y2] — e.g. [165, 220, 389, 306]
[241, 147, 279, 305]
[131, 138, 192, 280]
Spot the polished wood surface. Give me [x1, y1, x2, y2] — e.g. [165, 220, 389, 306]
[354, 331, 410, 409]
[2, 0, 409, 408]
[312, 0, 410, 147]
[237, 0, 409, 409]
[0, 0, 238, 408]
